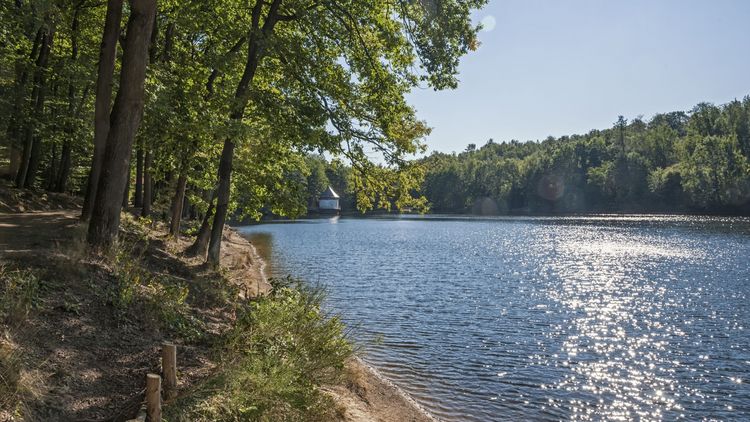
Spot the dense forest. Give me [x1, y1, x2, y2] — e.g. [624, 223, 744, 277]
[305, 98, 750, 215]
[0, 0, 485, 262]
[418, 99, 750, 214]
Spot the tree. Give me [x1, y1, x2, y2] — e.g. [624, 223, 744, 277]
[15, 20, 54, 188]
[305, 155, 329, 208]
[201, 0, 485, 265]
[87, 0, 156, 250]
[80, 0, 123, 221]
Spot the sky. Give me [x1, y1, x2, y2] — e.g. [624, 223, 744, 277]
[406, 0, 750, 154]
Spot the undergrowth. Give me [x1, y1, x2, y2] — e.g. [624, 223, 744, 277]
[0, 267, 42, 420]
[111, 216, 204, 341]
[0, 266, 41, 327]
[0, 333, 27, 420]
[165, 278, 352, 421]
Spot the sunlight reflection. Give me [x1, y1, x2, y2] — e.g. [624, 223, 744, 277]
[545, 228, 703, 420]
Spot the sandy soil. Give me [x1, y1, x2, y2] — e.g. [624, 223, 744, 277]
[0, 208, 226, 421]
[325, 358, 436, 422]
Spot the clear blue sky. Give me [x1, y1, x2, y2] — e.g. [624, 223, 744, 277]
[407, 0, 750, 154]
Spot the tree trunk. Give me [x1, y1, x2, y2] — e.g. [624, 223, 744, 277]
[6, 28, 42, 179]
[55, 84, 90, 192]
[16, 26, 53, 188]
[162, 22, 175, 62]
[182, 194, 190, 218]
[55, 141, 72, 192]
[142, 149, 152, 217]
[206, 140, 235, 265]
[169, 172, 187, 237]
[186, 191, 215, 257]
[46, 143, 59, 191]
[134, 139, 144, 206]
[15, 123, 33, 187]
[206, 0, 282, 265]
[54, 5, 82, 193]
[44, 82, 61, 191]
[81, 0, 124, 221]
[122, 164, 131, 209]
[87, 0, 156, 251]
[23, 26, 55, 189]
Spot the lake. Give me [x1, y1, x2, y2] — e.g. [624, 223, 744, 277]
[238, 215, 750, 421]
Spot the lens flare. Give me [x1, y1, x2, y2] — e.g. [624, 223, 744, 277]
[481, 15, 496, 32]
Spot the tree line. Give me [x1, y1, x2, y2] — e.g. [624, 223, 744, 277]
[1, 0, 486, 263]
[416, 99, 750, 215]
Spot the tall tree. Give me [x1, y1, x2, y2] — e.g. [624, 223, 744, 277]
[204, 0, 484, 265]
[80, 0, 123, 221]
[87, 0, 156, 250]
[54, 2, 86, 193]
[16, 22, 54, 188]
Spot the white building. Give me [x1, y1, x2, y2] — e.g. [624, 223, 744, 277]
[318, 186, 340, 211]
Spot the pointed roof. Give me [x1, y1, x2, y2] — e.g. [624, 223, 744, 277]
[320, 186, 339, 199]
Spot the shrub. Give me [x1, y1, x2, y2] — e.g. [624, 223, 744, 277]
[166, 280, 353, 421]
[111, 238, 203, 340]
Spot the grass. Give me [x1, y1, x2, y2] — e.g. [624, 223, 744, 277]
[0, 332, 27, 420]
[165, 278, 353, 421]
[0, 267, 43, 420]
[0, 266, 40, 327]
[110, 219, 206, 341]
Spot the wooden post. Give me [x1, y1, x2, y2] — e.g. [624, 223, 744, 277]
[161, 342, 177, 399]
[145, 373, 161, 421]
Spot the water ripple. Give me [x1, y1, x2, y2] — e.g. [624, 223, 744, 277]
[240, 215, 750, 421]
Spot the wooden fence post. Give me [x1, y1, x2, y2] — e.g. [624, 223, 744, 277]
[146, 373, 161, 421]
[161, 342, 177, 399]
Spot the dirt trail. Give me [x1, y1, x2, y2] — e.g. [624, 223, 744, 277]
[2, 212, 157, 421]
[0, 210, 80, 256]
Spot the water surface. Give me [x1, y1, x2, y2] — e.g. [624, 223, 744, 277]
[239, 215, 750, 421]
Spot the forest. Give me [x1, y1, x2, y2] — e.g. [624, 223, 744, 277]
[418, 99, 750, 214]
[306, 98, 750, 215]
[2, 0, 748, 260]
[0, 0, 485, 263]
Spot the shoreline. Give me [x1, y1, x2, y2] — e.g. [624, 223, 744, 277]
[228, 226, 438, 422]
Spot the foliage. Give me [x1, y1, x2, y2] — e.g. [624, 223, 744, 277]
[419, 97, 750, 214]
[165, 279, 352, 421]
[1, 0, 486, 229]
[111, 222, 204, 340]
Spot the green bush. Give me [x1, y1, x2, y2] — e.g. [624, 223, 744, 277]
[166, 280, 352, 421]
[146, 278, 203, 341]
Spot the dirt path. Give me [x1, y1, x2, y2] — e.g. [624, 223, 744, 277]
[0, 210, 80, 257]
[0, 211, 217, 421]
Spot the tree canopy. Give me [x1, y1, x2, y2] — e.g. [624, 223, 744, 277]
[416, 99, 750, 214]
[1, 0, 487, 263]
